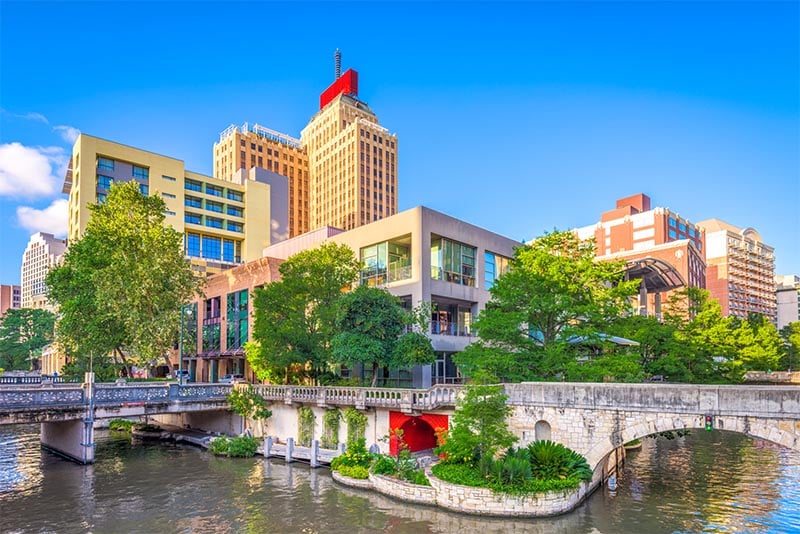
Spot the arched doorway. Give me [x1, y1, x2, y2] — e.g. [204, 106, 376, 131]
[388, 412, 449, 455]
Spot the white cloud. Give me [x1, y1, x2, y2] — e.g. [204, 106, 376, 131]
[0, 142, 67, 199]
[23, 112, 49, 124]
[53, 125, 80, 144]
[16, 199, 68, 237]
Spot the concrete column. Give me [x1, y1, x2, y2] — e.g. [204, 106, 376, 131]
[310, 439, 319, 468]
[41, 419, 94, 464]
[265, 435, 273, 457]
[286, 437, 294, 463]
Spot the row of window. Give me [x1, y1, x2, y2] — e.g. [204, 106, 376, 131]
[184, 213, 243, 232]
[185, 179, 243, 202]
[184, 196, 243, 217]
[97, 157, 149, 179]
[185, 233, 242, 263]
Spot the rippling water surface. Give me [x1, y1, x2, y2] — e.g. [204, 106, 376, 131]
[1, 426, 798, 533]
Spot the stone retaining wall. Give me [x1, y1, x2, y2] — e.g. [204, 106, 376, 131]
[369, 473, 436, 505]
[427, 472, 592, 517]
[332, 469, 593, 517]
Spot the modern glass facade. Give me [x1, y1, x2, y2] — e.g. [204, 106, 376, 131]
[226, 289, 248, 350]
[430, 237, 476, 287]
[360, 240, 411, 286]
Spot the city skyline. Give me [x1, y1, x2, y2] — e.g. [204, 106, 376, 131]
[1, 1, 797, 285]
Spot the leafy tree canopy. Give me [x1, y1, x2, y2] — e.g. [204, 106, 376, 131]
[47, 181, 202, 372]
[456, 230, 638, 382]
[247, 242, 361, 383]
[0, 308, 56, 370]
[331, 285, 435, 386]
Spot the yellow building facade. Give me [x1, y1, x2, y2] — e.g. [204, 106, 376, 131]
[213, 124, 310, 238]
[64, 134, 285, 274]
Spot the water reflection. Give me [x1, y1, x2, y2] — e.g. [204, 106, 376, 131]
[0, 425, 798, 533]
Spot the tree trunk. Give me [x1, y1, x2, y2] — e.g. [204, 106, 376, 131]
[371, 362, 379, 387]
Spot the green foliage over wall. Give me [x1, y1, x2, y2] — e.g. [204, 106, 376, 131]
[298, 406, 315, 447]
[343, 407, 367, 443]
[322, 409, 341, 449]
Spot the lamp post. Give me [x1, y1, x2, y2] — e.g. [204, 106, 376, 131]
[178, 305, 185, 385]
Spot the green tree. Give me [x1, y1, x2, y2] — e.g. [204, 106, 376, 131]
[331, 286, 435, 386]
[47, 181, 202, 374]
[779, 322, 800, 371]
[456, 230, 638, 382]
[0, 309, 56, 370]
[732, 313, 782, 372]
[436, 384, 516, 465]
[227, 385, 272, 437]
[664, 287, 736, 382]
[247, 242, 361, 384]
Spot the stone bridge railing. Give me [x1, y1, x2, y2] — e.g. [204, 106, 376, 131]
[503, 382, 800, 419]
[253, 384, 461, 412]
[0, 383, 232, 410]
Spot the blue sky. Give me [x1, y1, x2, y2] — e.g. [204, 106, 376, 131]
[1, 1, 797, 285]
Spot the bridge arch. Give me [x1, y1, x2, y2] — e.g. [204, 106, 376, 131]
[585, 414, 800, 471]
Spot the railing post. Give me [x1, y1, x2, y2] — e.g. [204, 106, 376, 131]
[284, 387, 293, 406]
[356, 389, 366, 410]
[310, 439, 319, 468]
[316, 388, 327, 407]
[286, 437, 295, 463]
[264, 435, 273, 458]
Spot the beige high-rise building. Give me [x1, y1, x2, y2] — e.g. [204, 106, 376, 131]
[301, 68, 398, 231]
[697, 218, 776, 322]
[21, 232, 66, 310]
[212, 55, 398, 235]
[213, 124, 310, 238]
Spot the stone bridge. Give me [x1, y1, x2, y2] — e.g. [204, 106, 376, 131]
[1, 381, 798, 471]
[503, 382, 800, 471]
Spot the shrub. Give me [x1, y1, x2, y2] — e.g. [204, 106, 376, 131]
[527, 440, 592, 482]
[227, 435, 260, 457]
[322, 409, 341, 449]
[331, 437, 373, 471]
[371, 454, 397, 475]
[336, 465, 370, 479]
[408, 470, 431, 486]
[109, 419, 135, 432]
[209, 436, 230, 455]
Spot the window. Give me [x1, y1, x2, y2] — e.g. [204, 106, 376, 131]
[162, 175, 177, 182]
[431, 237, 476, 287]
[223, 239, 236, 262]
[206, 200, 223, 213]
[185, 213, 201, 225]
[227, 206, 243, 217]
[689, 227, 696, 237]
[139, 184, 149, 196]
[185, 196, 201, 208]
[668, 218, 676, 228]
[97, 175, 114, 189]
[162, 192, 176, 199]
[485, 252, 511, 289]
[227, 221, 243, 233]
[669, 229, 677, 239]
[164, 210, 176, 216]
[132, 166, 149, 179]
[186, 233, 201, 257]
[206, 184, 223, 197]
[185, 179, 202, 192]
[679, 222, 687, 232]
[202, 236, 221, 259]
[359, 241, 411, 286]
[97, 192, 107, 204]
[98, 157, 114, 171]
[226, 289, 249, 350]
[227, 190, 243, 202]
[206, 217, 223, 229]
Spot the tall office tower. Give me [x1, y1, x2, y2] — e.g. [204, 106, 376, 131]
[20, 232, 66, 310]
[213, 124, 310, 238]
[574, 193, 706, 318]
[64, 134, 288, 276]
[697, 218, 776, 322]
[776, 274, 800, 329]
[301, 59, 399, 231]
[0, 284, 21, 315]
